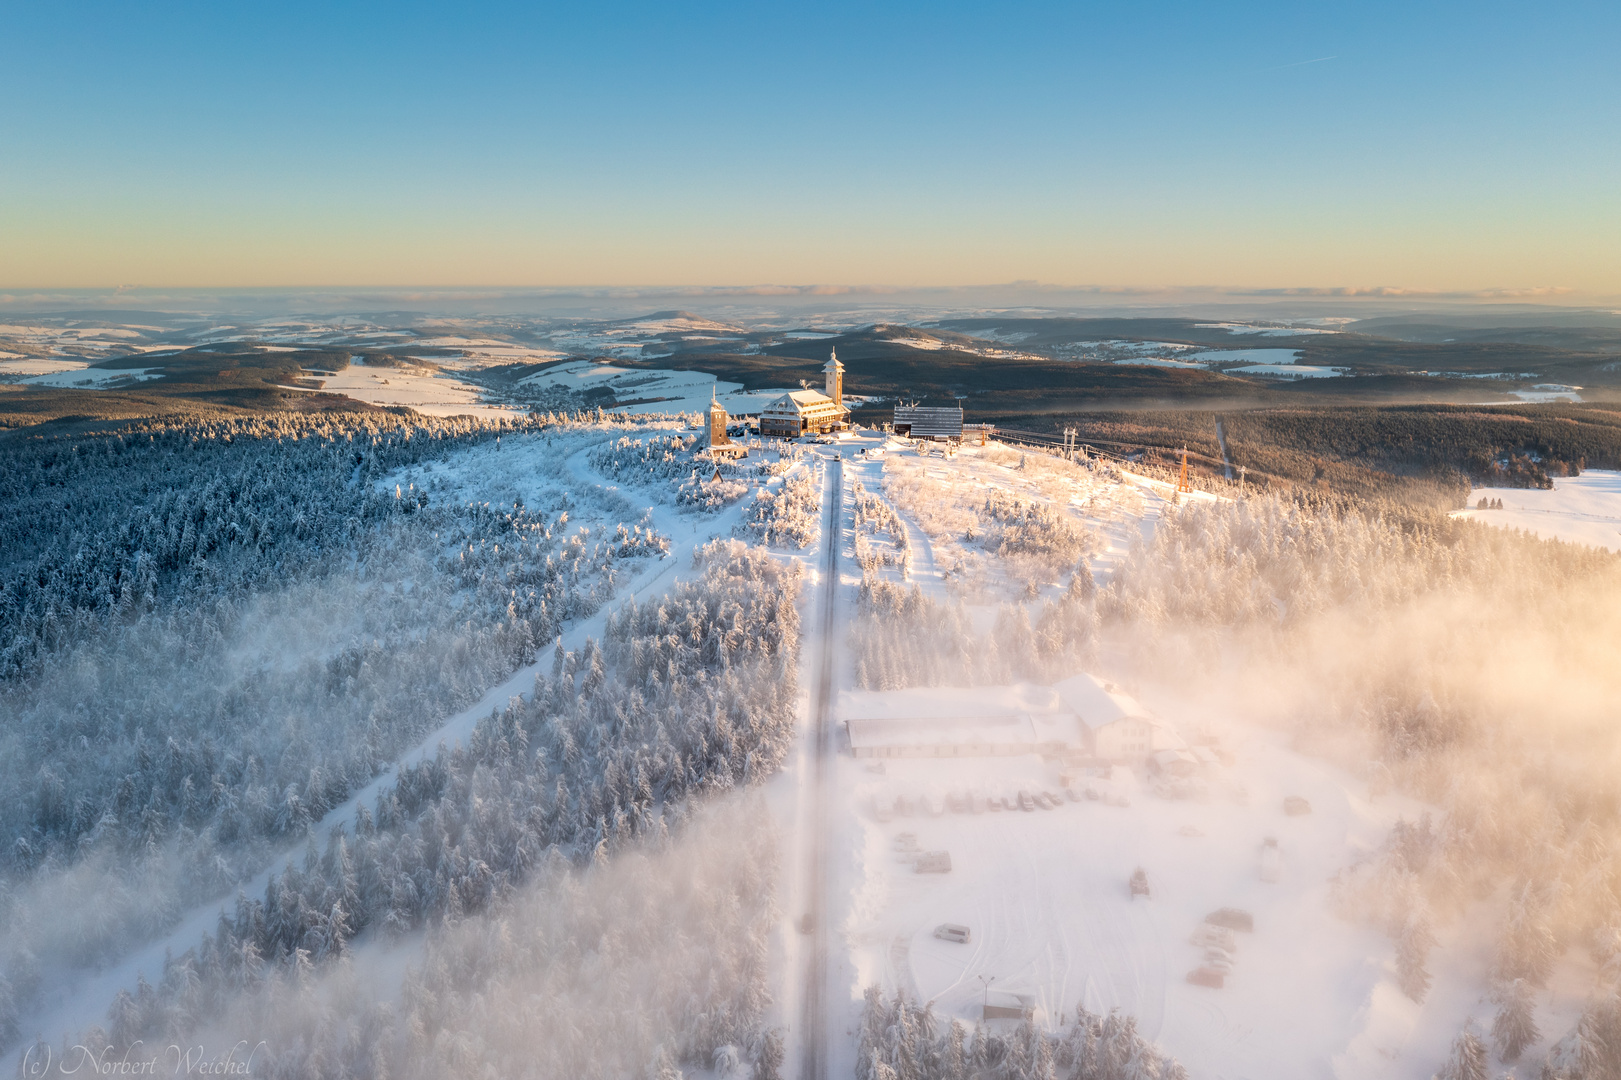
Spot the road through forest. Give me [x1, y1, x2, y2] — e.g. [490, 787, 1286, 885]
[799, 455, 841, 1080]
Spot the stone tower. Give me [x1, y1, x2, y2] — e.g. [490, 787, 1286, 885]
[707, 387, 730, 448]
[824, 347, 844, 408]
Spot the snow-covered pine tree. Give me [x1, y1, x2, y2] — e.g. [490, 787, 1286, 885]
[1398, 914, 1438, 1003]
[1492, 978, 1541, 1062]
[1436, 1023, 1489, 1080]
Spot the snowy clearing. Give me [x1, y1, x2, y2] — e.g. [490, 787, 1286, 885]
[1228, 363, 1346, 378]
[26, 366, 163, 387]
[0, 358, 91, 376]
[0, 357, 165, 386]
[1194, 323, 1338, 337]
[283, 357, 529, 418]
[1186, 348, 1306, 366]
[831, 694, 1413, 1079]
[1509, 388, 1584, 403]
[1452, 470, 1621, 552]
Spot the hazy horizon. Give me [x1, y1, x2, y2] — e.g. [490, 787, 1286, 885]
[4, 283, 1620, 325]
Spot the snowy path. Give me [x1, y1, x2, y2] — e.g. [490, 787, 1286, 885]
[895, 502, 941, 587]
[798, 454, 842, 1080]
[21, 436, 750, 1050]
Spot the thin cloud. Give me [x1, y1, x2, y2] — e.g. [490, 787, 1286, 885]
[1274, 55, 1337, 70]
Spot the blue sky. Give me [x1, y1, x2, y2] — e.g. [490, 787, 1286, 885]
[2, 0, 1617, 294]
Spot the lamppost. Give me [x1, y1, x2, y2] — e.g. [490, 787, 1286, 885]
[976, 974, 995, 1020]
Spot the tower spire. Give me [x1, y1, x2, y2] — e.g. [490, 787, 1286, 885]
[823, 346, 844, 408]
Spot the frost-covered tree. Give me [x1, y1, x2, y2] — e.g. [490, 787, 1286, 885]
[1436, 1023, 1490, 1080]
[1493, 979, 1541, 1063]
[1398, 914, 1438, 1003]
[854, 989, 1184, 1080]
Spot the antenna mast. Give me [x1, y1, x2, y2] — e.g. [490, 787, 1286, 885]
[1176, 446, 1193, 494]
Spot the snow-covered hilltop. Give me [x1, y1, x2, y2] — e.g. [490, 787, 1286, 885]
[4, 387, 1621, 1080]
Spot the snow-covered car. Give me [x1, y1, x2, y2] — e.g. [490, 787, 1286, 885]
[1259, 837, 1282, 882]
[933, 923, 971, 944]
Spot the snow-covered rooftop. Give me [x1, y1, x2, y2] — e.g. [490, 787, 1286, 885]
[1052, 673, 1153, 731]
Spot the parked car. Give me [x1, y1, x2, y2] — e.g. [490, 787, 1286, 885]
[933, 923, 971, 944]
[1205, 908, 1255, 932]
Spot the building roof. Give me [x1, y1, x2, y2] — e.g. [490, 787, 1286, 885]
[763, 389, 849, 417]
[845, 713, 1085, 752]
[1052, 673, 1153, 731]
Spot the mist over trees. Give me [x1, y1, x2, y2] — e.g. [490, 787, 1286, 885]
[850, 479, 1621, 1078]
[0, 421, 678, 995]
[856, 988, 1187, 1080]
[850, 573, 1097, 692]
[24, 798, 781, 1080]
[27, 539, 802, 1076]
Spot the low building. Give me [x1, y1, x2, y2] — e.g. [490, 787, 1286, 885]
[845, 712, 1082, 758]
[1148, 748, 1199, 778]
[893, 403, 964, 441]
[842, 675, 1176, 764]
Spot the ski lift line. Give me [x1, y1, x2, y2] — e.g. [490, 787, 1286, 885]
[993, 428, 1283, 483]
[994, 429, 1181, 469]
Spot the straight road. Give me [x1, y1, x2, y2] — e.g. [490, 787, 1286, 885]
[799, 455, 841, 1080]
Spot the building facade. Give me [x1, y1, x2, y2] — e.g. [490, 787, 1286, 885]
[705, 391, 747, 457]
[893, 404, 964, 441]
[1053, 673, 1161, 762]
[759, 348, 850, 437]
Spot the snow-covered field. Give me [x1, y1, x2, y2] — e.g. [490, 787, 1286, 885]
[1508, 387, 1584, 403]
[1109, 346, 1349, 377]
[285, 357, 529, 419]
[883, 334, 1044, 361]
[1187, 348, 1305, 366]
[1195, 349, 1346, 377]
[0, 358, 90, 376]
[0, 357, 163, 385]
[1194, 323, 1339, 337]
[1453, 470, 1621, 552]
[1228, 362, 1346, 378]
[830, 699, 1411, 1079]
